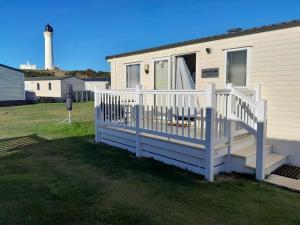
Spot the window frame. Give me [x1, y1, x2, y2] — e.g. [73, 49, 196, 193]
[152, 56, 171, 90]
[224, 47, 251, 88]
[125, 63, 141, 89]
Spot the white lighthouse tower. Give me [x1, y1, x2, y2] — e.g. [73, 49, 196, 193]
[44, 24, 54, 70]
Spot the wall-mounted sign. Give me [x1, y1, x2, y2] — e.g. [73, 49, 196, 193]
[201, 68, 219, 78]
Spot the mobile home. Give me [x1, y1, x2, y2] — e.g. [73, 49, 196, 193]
[0, 64, 25, 106]
[84, 77, 110, 91]
[25, 75, 85, 100]
[95, 20, 300, 181]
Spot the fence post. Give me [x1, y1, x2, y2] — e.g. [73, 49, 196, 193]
[224, 83, 234, 173]
[256, 99, 267, 181]
[205, 83, 216, 182]
[135, 85, 142, 157]
[94, 88, 100, 143]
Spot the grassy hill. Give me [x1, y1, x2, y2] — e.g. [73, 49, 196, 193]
[22, 69, 110, 79]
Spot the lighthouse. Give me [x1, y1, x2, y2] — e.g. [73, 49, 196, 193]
[44, 24, 54, 70]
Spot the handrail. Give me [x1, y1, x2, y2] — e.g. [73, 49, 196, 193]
[224, 85, 259, 131]
[231, 88, 257, 108]
[96, 88, 206, 95]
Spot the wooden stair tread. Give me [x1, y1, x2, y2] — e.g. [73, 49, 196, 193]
[246, 153, 287, 169]
[232, 144, 272, 158]
[234, 133, 255, 145]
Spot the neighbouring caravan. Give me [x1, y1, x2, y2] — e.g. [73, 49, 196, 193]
[96, 20, 300, 181]
[84, 77, 110, 91]
[25, 75, 85, 101]
[0, 64, 25, 106]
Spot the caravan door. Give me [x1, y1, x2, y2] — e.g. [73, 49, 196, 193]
[153, 57, 171, 108]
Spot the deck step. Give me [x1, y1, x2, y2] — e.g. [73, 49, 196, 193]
[233, 133, 256, 152]
[246, 153, 288, 175]
[232, 144, 272, 158]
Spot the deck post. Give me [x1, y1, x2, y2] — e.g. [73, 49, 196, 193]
[255, 84, 262, 101]
[135, 85, 142, 157]
[94, 88, 100, 143]
[256, 100, 267, 181]
[205, 83, 216, 182]
[224, 83, 234, 173]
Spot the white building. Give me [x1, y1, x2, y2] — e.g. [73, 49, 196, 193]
[25, 75, 85, 99]
[84, 77, 110, 91]
[20, 61, 37, 70]
[0, 64, 25, 106]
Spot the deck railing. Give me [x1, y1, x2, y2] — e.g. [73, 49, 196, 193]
[94, 85, 230, 145]
[95, 83, 267, 181]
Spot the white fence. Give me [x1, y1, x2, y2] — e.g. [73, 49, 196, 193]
[95, 83, 267, 181]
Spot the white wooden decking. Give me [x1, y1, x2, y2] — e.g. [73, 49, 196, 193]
[95, 84, 287, 181]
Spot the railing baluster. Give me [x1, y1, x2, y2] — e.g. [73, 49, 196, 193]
[181, 106, 184, 137]
[142, 105, 145, 129]
[155, 105, 158, 132]
[176, 107, 179, 135]
[170, 107, 173, 135]
[165, 106, 168, 133]
[160, 106, 163, 132]
[188, 107, 191, 138]
[194, 107, 197, 139]
[200, 108, 204, 140]
[151, 105, 154, 130]
[147, 105, 149, 129]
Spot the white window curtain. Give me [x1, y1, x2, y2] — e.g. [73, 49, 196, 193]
[173, 57, 195, 90]
[126, 64, 140, 88]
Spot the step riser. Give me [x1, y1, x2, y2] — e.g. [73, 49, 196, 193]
[231, 157, 255, 174]
[245, 145, 273, 164]
[265, 156, 288, 176]
[232, 137, 256, 152]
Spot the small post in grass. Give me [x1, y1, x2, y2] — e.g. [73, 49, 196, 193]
[59, 84, 73, 126]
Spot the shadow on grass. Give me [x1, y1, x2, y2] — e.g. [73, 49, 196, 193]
[0, 134, 47, 158]
[1, 135, 300, 225]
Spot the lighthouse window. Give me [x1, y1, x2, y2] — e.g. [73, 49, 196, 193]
[37, 83, 40, 90]
[48, 82, 52, 90]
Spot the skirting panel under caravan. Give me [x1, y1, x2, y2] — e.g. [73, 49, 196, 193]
[0, 100, 25, 107]
[96, 126, 226, 177]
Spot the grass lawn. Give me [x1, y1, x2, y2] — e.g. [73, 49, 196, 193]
[0, 102, 300, 225]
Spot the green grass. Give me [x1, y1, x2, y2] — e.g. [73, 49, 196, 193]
[0, 102, 300, 225]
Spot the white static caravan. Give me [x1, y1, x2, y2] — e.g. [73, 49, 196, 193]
[0, 64, 25, 106]
[84, 77, 110, 92]
[96, 20, 300, 182]
[25, 75, 85, 99]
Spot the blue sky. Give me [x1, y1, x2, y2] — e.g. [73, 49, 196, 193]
[0, 0, 299, 71]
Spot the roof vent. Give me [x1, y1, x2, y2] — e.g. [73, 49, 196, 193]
[227, 28, 243, 34]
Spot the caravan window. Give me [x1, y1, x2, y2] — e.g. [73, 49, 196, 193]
[154, 59, 169, 90]
[37, 83, 40, 90]
[48, 82, 52, 90]
[226, 49, 247, 86]
[126, 64, 140, 88]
